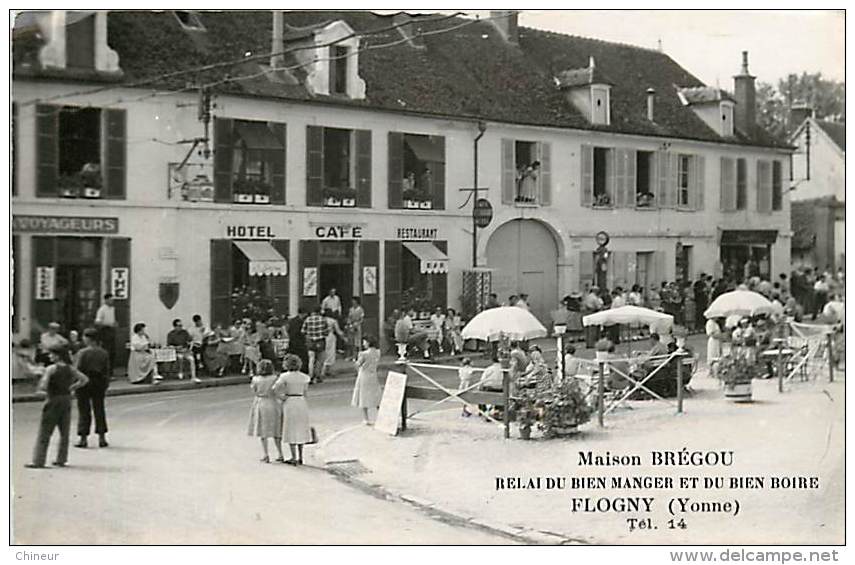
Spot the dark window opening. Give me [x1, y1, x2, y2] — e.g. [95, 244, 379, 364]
[514, 140, 539, 203]
[678, 154, 691, 207]
[323, 127, 353, 191]
[636, 150, 654, 207]
[330, 46, 349, 95]
[66, 12, 95, 69]
[736, 158, 747, 210]
[402, 134, 439, 202]
[231, 120, 281, 203]
[772, 161, 783, 211]
[402, 248, 437, 310]
[58, 107, 102, 194]
[593, 147, 610, 206]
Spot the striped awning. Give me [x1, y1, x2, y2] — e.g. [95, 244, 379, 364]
[403, 242, 449, 274]
[233, 241, 287, 277]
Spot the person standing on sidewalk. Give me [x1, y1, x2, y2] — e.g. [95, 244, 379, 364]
[94, 294, 117, 369]
[351, 336, 382, 425]
[247, 360, 285, 464]
[301, 307, 328, 384]
[286, 309, 309, 373]
[74, 329, 111, 449]
[273, 354, 313, 466]
[25, 345, 89, 469]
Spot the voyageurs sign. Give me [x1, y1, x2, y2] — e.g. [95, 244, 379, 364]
[12, 215, 119, 234]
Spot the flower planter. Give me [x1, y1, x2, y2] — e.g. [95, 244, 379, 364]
[324, 197, 342, 207]
[419, 200, 433, 209]
[341, 198, 356, 207]
[254, 194, 270, 204]
[59, 187, 79, 198]
[404, 200, 421, 209]
[724, 381, 753, 403]
[234, 193, 253, 204]
[198, 186, 214, 202]
[83, 187, 101, 199]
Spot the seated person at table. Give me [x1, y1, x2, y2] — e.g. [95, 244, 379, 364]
[478, 355, 505, 418]
[563, 345, 584, 378]
[38, 322, 69, 365]
[394, 310, 430, 360]
[128, 323, 162, 384]
[166, 318, 199, 382]
[644, 333, 668, 360]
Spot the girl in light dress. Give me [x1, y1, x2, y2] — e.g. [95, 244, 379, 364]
[429, 307, 446, 354]
[247, 359, 284, 463]
[322, 310, 345, 378]
[444, 308, 464, 355]
[351, 336, 382, 425]
[274, 354, 313, 465]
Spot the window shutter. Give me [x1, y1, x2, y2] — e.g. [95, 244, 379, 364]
[306, 125, 324, 206]
[626, 149, 637, 207]
[299, 240, 319, 313]
[431, 135, 446, 210]
[653, 250, 667, 287]
[269, 123, 286, 205]
[580, 144, 593, 206]
[104, 109, 126, 200]
[606, 149, 616, 205]
[31, 236, 58, 341]
[501, 138, 515, 204]
[388, 132, 404, 209]
[656, 150, 670, 208]
[12, 102, 17, 196]
[433, 241, 448, 309]
[579, 249, 594, 291]
[614, 148, 627, 207]
[384, 241, 402, 318]
[694, 155, 705, 210]
[108, 237, 131, 366]
[720, 157, 734, 211]
[270, 239, 290, 319]
[667, 153, 678, 208]
[36, 105, 59, 197]
[355, 129, 372, 208]
[210, 239, 233, 329]
[213, 118, 233, 203]
[538, 141, 551, 206]
[772, 160, 782, 211]
[359, 240, 380, 341]
[757, 160, 772, 213]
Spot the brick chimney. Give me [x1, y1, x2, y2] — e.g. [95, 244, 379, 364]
[489, 11, 519, 44]
[733, 51, 756, 134]
[788, 103, 814, 132]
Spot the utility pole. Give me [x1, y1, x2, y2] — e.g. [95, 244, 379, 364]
[472, 121, 487, 267]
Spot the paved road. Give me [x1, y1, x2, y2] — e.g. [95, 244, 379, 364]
[11, 379, 509, 545]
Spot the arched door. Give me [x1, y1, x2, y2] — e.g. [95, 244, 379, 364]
[486, 220, 558, 324]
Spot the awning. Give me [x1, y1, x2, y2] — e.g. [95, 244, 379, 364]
[233, 241, 288, 276]
[403, 242, 449, 274]
[233, 121, 283, 149]
[404, 135, 443, 163]
[720, 229, 778, 245]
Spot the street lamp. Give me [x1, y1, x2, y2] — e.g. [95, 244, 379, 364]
[554, 323, 567, 382]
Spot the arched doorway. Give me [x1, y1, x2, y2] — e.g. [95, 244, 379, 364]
[486, 219, 558, 324]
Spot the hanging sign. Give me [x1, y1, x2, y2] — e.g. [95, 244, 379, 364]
[473, 198, 493, 229]
[35, 267, 55, 300]
[111, 268, 129, 299]
[303, 267, 318, 297]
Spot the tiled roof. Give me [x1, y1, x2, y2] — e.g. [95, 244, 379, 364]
[816, 120, 845, 151]
[556, 65, 614, 88]
[679, 86, 735, 105]
[12, 10, 788, 148]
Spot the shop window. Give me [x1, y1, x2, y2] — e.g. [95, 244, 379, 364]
[772, 161, 783, 211]
[401, 250, 439, 314]
[635, 151, 654, 207]
[329, 46, 349, 95]
[58, 107, 103, 197]
[677, 154, 691, 207]
[232, 244, 273, 296]
[736, 158, 747, 210]
[390, 133, 446, 209]
[213, 118, 286, 205]
[593, 147, 611, 207]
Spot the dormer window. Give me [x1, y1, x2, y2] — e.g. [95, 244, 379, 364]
[720, 102, 735, 137]
[591, 85, 611, 125]
[66, 12, 95, 69]
[174, 11, 205, 31]
[556, 58, 613, 126]
[329, 46, 349, 95]
[679, 86, 737, 139]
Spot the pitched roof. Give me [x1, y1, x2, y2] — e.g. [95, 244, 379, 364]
[816, 120, 845, 151]
[12, 10, 787, 148]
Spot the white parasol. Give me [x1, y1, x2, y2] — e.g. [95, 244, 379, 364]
[704, 290, 775, 319]
[582, 305, 674, 329]
[461, 306, 548, 342]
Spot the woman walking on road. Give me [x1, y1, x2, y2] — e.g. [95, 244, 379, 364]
[274, 354, 313, 465]
[351, 336, 382, 425]
[247, 359, 285, 463]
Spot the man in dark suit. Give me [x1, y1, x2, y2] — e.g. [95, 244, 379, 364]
[286, 309, 309, 374]
[74, 328, 112, 448]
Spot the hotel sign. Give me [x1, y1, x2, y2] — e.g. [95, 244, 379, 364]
[13, 215, 119, 234]
[226, 225, 276, 239]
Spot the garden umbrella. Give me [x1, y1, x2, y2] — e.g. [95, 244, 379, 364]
[461, 306, 548, 342]
[582, 305, 674, 328]
[704, 290, 775, 319]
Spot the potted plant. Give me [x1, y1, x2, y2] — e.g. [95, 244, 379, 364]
[539, 378, 594, 438]
[418, 187, 433, 209]
[58, 172, 83, 198]
[232, 178, 254, 203]
[717, 354, 754, 402]
[80, 163, 103, 198]
[252, 180, 272, 204]
[323, 187, 343, 207]
[594, 193, 612, 208]
[402, 188, 421, 209]
[340, 188, 357, 207]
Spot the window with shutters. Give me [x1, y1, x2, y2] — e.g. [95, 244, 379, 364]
[593, 147, 612, 207]
[772, 160, 783, 211]
[56, 107, 104, 199]
[324, 127, 356, 205]
[502, 139, 551, 207]
[391, 133, 445, 210]
[230, 119, 285, 204]
[514, 141, 539, 204]
[677, 154, 691, 208]
[635, 151, 655, 207]
[736, 158, 747, 210]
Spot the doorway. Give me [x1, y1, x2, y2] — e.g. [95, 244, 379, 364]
[319, 264, 353, 306]
[56, 265, 101, 333]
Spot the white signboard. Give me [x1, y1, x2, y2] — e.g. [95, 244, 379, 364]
[35, 267, 55, 300]
[362, 266, 377, 295]
[374, 371, 408, 436]
[111, 268, 129, 299]
[303, 267, 318, 297]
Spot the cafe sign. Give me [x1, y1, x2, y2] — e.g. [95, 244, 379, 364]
[312, 224, 365, 239]
[13, 215, 119, 234]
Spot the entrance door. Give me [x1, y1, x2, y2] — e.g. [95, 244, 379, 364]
[319, 264, 353, 308]
[56, 265, 101, 333]
[521, 271, 545, 318]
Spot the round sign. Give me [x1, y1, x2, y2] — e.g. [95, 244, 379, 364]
[595, 230, 610, 247]
[473, 198, 493, 228]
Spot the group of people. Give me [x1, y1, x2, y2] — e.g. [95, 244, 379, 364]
[388, 306, 465, 361]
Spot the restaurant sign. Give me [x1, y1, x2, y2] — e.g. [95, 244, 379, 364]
[395, 227, 438, 241]
[13, 215, 119, 234]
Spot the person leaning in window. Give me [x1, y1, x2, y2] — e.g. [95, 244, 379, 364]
[273, 354, 313, 466]
[166, 318, 200, 383]
[25, 345, 89, 469]
[74, 329, 111, 449]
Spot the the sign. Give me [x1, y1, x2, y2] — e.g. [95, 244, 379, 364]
[303, 267, 318, 297]
[363, 266, 377, 295]
[473, 198, 493, 228]
[159, 282, 179, 309]
[226, 225, 275, 239]
[35, 267, 55, 300]
[13, 215, 119, 234]
[395, 227, 438, 241]
[111, 268, 129, 299]
[375, 371, 408, 436]
[595, 231, 610, 246]
[312, 224, 364, 239]
[720, 229, 778, 245]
